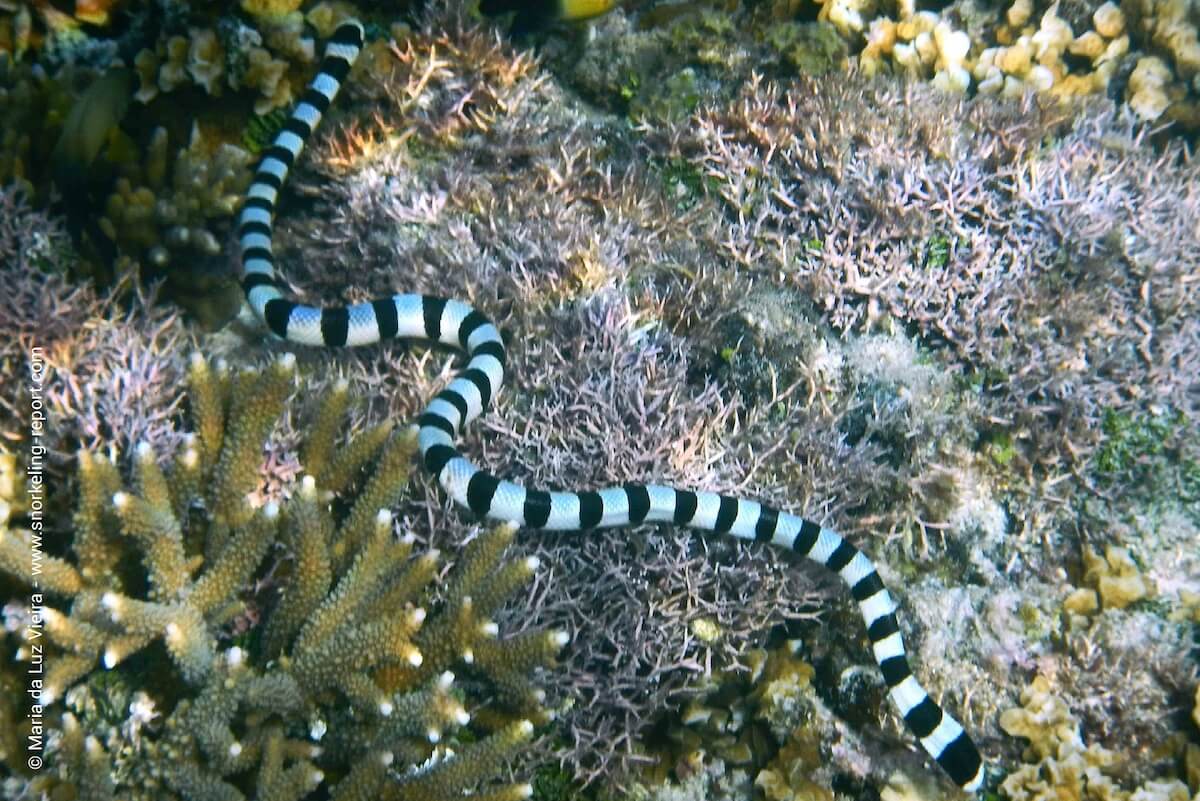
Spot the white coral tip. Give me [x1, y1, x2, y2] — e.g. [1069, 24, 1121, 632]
[111, 492, 129, 509]
[438, 671, 455, 689]
[407, 649, 423, 667]
[481, 621, 499, 637]
[454, 708, 470, 726]
[278, 352, 296, 370]
[379, 699, 394, 716]
[525, 555, 541, 571]
[517, 784, 533, 799]
[517, 720, 534, 736]
[310, 719, 327, 741]
[375, 508, 393, 525]
[229, 742, 243, 758]
[410, 608, 426, 625]
[380, 751, 395, 766]
[263, 502, 280, 519]
[552, 630, 570, 647]
[103, 648, 119, 669]
[426, 728, 440, 743]
[226, 647, 245, 668]
[136, 441, 153, 459]
[101, 592, 122, 616]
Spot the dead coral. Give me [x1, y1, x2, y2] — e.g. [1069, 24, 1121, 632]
[0, 185, 192, 461]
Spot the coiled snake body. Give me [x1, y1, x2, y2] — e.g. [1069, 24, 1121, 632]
[238, 20, 985, 792]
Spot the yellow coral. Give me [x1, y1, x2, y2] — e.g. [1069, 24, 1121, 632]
[243, 46, 292, 114]
[187, 28, 225, 95]
[1082, 545, 1153, 609]
[159, 35, 190, 93]
[1007, 0, 1033, 28]
[241, 0, 304, 17]
[1193, 684, 1199, 729]
[1093, 2, 1126, 38]
[1063, 587, 1100, 615]
[1000, 677, 1192, 801]
[755, 737, 834, 801]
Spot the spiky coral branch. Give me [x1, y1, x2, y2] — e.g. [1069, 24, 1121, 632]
[0, 354, 563, 799]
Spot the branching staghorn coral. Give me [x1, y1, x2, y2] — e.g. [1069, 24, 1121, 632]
[0, 353, 562, 800]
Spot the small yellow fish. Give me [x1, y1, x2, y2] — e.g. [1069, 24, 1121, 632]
[480, 0, 619, 34]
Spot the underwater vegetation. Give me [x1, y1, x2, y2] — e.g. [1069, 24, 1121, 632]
[0, 353, 563, 800]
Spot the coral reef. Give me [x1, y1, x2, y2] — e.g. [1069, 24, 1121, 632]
[537, 0, 1200, 133]
[657, 74, 1199, 518]
[636, 643, 860, 801]
[1, 2, 1197, 800]
[0, 353, 562, 799]
[205, 8, 1198, 792]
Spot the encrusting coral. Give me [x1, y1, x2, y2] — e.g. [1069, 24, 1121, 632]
[0, 353, 563, 800]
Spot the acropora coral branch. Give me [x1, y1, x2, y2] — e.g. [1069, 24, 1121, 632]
[0, 353, 563, 800]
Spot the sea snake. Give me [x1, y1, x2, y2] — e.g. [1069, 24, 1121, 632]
[237, 20, 986, 793]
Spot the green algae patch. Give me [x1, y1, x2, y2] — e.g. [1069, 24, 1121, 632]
[763, 21, 851, 75]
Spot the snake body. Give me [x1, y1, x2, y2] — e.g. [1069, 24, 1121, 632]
[237, 20, 985, 792]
